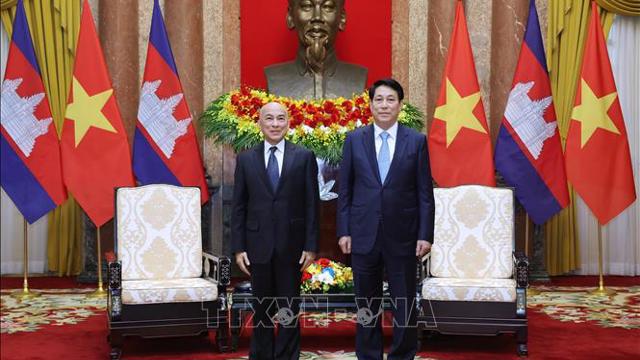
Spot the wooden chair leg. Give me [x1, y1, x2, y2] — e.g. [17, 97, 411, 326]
[230, 308, 242, 351]
[516, 327, 528, 356]
[216, 326, 230, 353]
[109, 332, 123, 360]
[110, 347, 122, 360]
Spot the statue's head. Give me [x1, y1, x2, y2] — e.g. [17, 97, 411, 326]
[287, 0, 346, 72]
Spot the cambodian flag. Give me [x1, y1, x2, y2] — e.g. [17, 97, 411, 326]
[495, 0, 569, 225]
[133, 0, 209, 203]
[1, 0, 66, 223]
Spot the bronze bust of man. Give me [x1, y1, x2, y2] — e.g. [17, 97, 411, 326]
[265, 0, 368, 99]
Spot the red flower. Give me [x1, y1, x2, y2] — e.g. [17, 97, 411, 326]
[323, 101, 336, 113]
[318, 258, 331, 267]
[307, 105, 317, 115]
[250, 97, 263, 107]
[248, 108, 259, 121]
[313, 113, 325, 126]
[342, 100, 353, 111]
[302, 271, 312, 282]
[291, 114, 304, 127]
[330, 113, 339, 125]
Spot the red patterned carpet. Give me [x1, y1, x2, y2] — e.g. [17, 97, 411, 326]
[1, 276, 639, 360]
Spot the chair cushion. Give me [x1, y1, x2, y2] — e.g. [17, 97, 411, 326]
[421, 277, 516, 302]
[431, 186, 514, 279]
[116, 185, 203, 281]
[121, 278, 218, 305]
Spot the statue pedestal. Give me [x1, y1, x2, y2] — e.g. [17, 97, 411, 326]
[530, 223, 550, 282]
[316, 161, 348, 265]
[77, 214, 107, 283]
[318, 200, 348, 265]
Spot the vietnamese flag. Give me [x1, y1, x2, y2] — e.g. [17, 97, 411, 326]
[566, 1, 636, 225]
[428, 0, 495, 187]
[60, 0, 135, 227]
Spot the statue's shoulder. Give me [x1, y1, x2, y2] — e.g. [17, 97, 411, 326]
[334, 61, 368, 85]
[336, 61, 368, 77]
[264, 61, 298, 78]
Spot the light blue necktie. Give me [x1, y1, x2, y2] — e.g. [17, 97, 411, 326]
[378, 132, 390, 183]
[267, 146, 279, 191]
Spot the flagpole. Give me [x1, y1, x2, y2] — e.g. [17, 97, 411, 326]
[12, 218, 39, 299]
[88, 225, 106, 297]
[589, 224, 615, 296]
[524, 214, 539, 296]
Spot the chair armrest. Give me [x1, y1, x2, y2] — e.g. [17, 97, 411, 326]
[512, 251, 529, 288]
[418, 253, 431, 281]
[107, 260, 122, 321]
[203, 253, 231, 286]
[512, 251, 529, 318]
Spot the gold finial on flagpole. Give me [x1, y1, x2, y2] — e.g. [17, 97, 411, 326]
[589, 224, 615, 296]
[88, 225, 106, 298]
[524, 214, 540, 297]
[12, 218, 40, 299]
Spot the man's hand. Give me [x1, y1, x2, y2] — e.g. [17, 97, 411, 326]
[338, 236, 352, 254]
[235, 252, 251, 276]
[299, 251, 316, 271]
[416, 240, 431, 258]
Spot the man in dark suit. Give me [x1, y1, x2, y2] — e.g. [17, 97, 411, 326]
[231, 102, 320, 360]
[337, 79, 435, 360]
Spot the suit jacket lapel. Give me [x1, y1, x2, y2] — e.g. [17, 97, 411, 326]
[253, 143, 274, 196]
[362, 125, 382, 185]
[384, 124, 409, 186]
[275, 141, 295, 195]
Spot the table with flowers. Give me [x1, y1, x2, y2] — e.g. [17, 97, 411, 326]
[228, 258, 397, 351]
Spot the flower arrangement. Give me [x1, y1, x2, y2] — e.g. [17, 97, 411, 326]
[301, 258, 354, 294]
[201, 87, 424, 165]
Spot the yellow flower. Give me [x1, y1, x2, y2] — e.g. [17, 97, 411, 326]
[307, 263, 321, 275]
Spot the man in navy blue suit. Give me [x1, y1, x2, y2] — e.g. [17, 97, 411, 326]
[337, 78, 435, 360]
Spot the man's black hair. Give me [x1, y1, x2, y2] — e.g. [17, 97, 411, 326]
[368, 78, 404, 101]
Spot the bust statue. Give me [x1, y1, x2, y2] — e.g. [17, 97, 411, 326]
[264, 0, 368, 100]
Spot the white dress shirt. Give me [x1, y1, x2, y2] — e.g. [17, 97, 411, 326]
[374, 122, 398, 161]
[264, 139, 285, 176]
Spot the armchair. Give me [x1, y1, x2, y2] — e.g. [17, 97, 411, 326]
[107, 184, 231, 360]
[417, 185, 529, 355]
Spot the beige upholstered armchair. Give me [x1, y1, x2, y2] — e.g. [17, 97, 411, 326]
[417, 185, 529, 356]
[107, 184, 231, 360]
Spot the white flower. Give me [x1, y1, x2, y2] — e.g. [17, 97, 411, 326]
[312, 271, 335, 285]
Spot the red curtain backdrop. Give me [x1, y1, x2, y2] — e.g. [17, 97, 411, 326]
[240, 0, 392, 90]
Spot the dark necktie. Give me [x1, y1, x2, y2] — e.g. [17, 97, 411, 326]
[267, 146, 279, 191]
